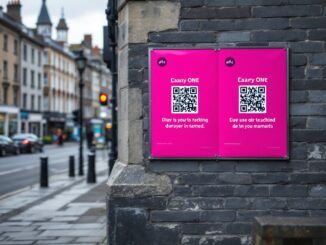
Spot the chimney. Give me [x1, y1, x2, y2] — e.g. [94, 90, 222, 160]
[92, 46, 101, 56]
[7, 0, 22, 22]
[83, 34, 92, 50]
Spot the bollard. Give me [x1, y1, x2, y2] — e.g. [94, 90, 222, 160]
[40, 156, 48, 188]
[87, 153, 96, 183]
[69, 155, 75, 177]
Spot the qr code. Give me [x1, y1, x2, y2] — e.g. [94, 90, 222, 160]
[172, 86, 198, 114]
[239, 86, 266, 113]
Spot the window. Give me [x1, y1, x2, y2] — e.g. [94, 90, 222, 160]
[38, 96, 41, 111]
[23, 44, 27, 61]
[13, 89, 18, 106]
[43, 51, 48, 65]
[14, 39, 18, 55]
[38, 73, 41, 89]
[23, 93, 27, 109]
[3, 86, 8, 104]
[31, 70, 35, 88]
[31, 48, 35, 64]
[3, 61, 8, 79]
[43, 73, 48, 86]
[23, 68, 27, 85]
[31, 95, 35, 110]
[14, 64, 18, 81]
[3, 34, 8, 51]
[38, 51, 42, 66]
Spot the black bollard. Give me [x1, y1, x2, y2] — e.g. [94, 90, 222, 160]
[69, 155, 75, 177]
[40, 156, 48, 188]
[87, 153, 96, 183]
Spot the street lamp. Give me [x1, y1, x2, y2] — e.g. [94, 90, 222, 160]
[76, 51, 87, 176]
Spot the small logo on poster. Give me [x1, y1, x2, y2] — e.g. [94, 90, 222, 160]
[157, 57, 167, 67]
[225, 57, 235, 67]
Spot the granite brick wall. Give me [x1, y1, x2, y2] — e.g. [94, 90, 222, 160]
[108, 1, 326, 244]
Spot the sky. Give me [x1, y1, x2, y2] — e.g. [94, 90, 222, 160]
[0, 0, 108, 48]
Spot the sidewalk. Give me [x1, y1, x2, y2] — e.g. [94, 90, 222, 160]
[0, 159, 108, 245]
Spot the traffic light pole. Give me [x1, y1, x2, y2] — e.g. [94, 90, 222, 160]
[106, 0, 118, 175]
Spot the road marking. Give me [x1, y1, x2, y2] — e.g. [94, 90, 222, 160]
[0, 166, 36, 176]
[0, 186, 30, 200]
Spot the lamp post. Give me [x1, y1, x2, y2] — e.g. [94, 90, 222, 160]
[76, 51, 87, 176]
[106, 0, 118, 175]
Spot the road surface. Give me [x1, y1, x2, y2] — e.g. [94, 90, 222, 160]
[0, 143, 109, 197]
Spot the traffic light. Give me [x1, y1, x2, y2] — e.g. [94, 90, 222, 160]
[99, 92, 109, 106]
[72, 109, 79, 123]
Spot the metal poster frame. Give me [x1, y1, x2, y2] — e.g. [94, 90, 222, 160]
[149, 47, 289, 161]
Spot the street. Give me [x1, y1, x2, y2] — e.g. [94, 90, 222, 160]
[0, 143, 109, 197]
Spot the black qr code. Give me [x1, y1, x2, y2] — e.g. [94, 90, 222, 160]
[172, 86, 198, 114]
[239, 86, 266, 113]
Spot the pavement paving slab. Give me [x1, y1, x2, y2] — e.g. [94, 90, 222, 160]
[0, 159, 108, 245]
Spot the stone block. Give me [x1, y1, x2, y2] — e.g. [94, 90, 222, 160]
[290, 90, 308, 103]
[234, 186, 269, 197]
[307, 144, 326, 159]
[151, 211, 200, 222]
[226, 223, 252, 235]
[309, 185, 326, 197]
[126, 1, 180, 43]
[290, 117, 306, 129]
[252, 173, 289, 184]
[252, 5, 322, 17]
[252, 30, 307, 41]
[251, 198, 287, 209]
[200, 210, 236, 222]
[182, 223, 224, 235]
[236, 18, 289, 30]
[309, 30, 326, 40]
[291, 41, 325, 53]
[290, 54, 307, 66]
[181, 6, 251, 19]
[290, 104, 326, 116]
[307, 117, 326, 130]
[108, 161, 172, 197]
[311, 53, 326, 65]
[181, 0, 204, 7]
[217, 31, 250, 42]
[290, 142, 307, 160]
[270, 185, 308, 197]
[149, 31, 216, 43]
[291, 17, 326, 29]
[192, 185, 234, 197]
[308, 91, 326, 102]
[291, 129, 326, 142]
[150, 161, 199, 172]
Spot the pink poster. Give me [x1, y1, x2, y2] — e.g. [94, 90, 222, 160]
[150, 49, 219, 158]
[150, 48, 288, 159]
[218, 48, 288, 158]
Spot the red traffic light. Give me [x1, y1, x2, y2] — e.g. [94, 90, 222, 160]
[99, 93, 109, 106]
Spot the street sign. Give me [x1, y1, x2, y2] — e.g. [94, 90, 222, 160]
[150, 48, 288, 159]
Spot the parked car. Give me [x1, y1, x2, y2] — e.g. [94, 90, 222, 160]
[12, 133, 43, 153]
[0, 135, 20, 156]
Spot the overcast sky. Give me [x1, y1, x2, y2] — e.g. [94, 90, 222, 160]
[0, 0, 108, 48]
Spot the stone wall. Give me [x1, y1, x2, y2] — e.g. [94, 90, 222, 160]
[108, 1, 326, 244]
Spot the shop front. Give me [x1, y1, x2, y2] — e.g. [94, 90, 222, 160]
[0, 106, 20, 137]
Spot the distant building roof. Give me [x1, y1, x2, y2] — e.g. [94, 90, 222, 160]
[0, 8, 44, 47]
[56, 18, 68, 30]
[37, 0, 51, 26]
[56, 8, 68, 30]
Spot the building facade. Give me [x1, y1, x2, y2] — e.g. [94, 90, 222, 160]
[20, 28, 44, 137]
[107, 1, 326, 245]
[36, 0, 78, 136]
[0, 2, 21, 136]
